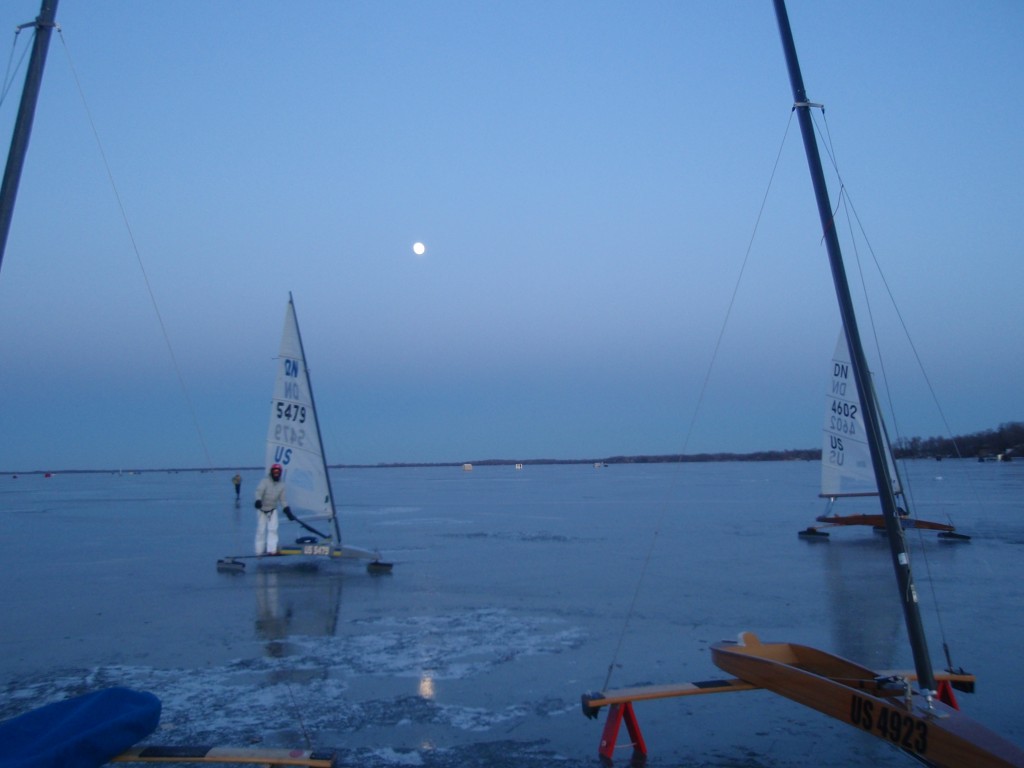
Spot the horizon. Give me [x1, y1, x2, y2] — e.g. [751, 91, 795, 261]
[8, 428, 1019, 476]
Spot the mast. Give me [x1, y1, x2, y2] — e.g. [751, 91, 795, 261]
[0, 0, 59, 275]
[287, 292, 344, 546]
[771, 0, 936, 694]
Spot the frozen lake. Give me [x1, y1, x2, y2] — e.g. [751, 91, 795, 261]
[2, 460, 1022, 767]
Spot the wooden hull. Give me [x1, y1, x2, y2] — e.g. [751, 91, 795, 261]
[711, 633, 1024, 768]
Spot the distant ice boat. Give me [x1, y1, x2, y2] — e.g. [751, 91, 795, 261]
[798, 333, 969, 541]
[217, 294, 392, 574]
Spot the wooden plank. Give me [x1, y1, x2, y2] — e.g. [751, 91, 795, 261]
[111, 746, 337, 767]
[585, 677, 758, 708]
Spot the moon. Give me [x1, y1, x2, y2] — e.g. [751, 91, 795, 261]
[413, 242, 426, 256]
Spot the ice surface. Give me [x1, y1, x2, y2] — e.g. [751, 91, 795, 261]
[2, 461, 1022, 767]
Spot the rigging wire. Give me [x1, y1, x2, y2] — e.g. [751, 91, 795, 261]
[813, 110, 974, 465]
[809, 106, 960, 664]
[54, 26, 214, 468]
[599, 112, 797, 692]
[1, 23, 33, 109]
[285, 683, 314, 750]
[810, 108, 971, 464]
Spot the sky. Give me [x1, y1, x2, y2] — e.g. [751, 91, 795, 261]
[0, 1, 1021, 472]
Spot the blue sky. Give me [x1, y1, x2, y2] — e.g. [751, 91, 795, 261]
[1, 1, 1021, 472]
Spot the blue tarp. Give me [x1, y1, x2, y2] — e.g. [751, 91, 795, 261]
[0, 687, 160, 768]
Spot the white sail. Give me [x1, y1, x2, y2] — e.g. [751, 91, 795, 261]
[259, 296, 386, 566]
[820, 332, 900, 498]
[265, 298, 335, 530]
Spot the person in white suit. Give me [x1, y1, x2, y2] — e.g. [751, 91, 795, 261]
[253, 463, 290, 555]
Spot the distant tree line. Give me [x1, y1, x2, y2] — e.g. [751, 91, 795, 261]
[357, 449, 820, 468]
[596, 449, 818, 464]
[414, 421, 1024, 467]
[891, 421, 1024, 460]
[598, 421, 1024, 465]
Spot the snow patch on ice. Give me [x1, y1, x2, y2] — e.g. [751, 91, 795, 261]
[367, 747, 425, 765]
[0, 608, 585, 751]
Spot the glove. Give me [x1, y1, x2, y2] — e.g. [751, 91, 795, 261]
[254, 500, 262, 510]
[282, 506, 295, 521]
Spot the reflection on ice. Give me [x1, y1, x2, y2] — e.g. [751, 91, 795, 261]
[418, 674, 435, 700]
[254, 564, 343, 645]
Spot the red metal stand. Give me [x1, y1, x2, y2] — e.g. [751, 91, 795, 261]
[598, 701, 647, 763]
[936, 679, 960, 710]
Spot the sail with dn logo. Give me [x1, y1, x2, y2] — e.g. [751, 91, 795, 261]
[820, 332, 900, 499]
[266, 303, 326, 521]
[249, 293, 391, 571]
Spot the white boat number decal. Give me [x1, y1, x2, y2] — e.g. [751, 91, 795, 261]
[850, 695, 928, 755]
[303, 544, 331, 556]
